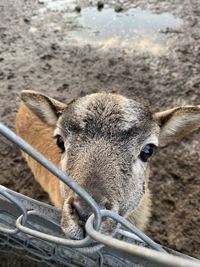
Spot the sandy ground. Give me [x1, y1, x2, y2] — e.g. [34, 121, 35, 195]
[0, 0, 200, 265]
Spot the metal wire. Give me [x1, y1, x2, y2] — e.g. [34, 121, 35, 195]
[1, 122, 200, 267]
[85, 211, 200, 267]
[0, 188, 27, 235]
[86, 210, 166, 253]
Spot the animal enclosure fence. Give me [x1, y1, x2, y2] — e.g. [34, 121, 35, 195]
[0, 122, 200, 267]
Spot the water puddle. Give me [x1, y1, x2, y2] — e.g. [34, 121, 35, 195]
[67, 7, 183, 55]
[33, 2, 183, 55]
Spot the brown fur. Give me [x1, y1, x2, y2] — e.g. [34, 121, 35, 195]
[16, 103, 63, 208]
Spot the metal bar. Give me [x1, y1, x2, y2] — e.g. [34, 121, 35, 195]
[85, 211, 200, 267]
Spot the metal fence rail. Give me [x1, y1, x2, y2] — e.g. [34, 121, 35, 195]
[0, 122, 200, 267]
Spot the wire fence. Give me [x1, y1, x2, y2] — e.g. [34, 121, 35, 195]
[0, 122, 200, 267]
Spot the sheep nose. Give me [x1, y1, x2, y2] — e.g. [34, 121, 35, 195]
[71, 200, 90, 227]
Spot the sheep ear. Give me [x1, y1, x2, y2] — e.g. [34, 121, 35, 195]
[21, 90, 67, 126]
[154, 106, 200, 144]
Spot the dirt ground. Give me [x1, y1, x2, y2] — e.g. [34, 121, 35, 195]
[0, 0, 200, 264]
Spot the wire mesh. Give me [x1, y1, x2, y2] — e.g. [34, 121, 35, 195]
[0, 122, 200, 267]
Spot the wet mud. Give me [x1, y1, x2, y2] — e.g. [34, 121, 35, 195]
[0, 0, 200, 263]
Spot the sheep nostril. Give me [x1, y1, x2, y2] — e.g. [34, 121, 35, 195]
[105, 201, 112, 210]
[72, 201, 90, 226]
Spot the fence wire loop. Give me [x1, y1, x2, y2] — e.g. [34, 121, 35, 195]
[0, 187, 27, 235]
[86, 210, 166, 253]
[16, 210, 93, 248]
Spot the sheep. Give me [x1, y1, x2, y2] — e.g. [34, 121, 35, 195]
[16, 90, 200, 239]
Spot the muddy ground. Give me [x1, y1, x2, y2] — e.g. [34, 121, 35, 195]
[0, 0, 200, 265]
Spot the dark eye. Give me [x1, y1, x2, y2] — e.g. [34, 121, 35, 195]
[139, 144, 155, 162]
[55, 135, 65, 153]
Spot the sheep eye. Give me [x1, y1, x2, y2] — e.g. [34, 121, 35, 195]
[139, 144, 155, 162]
[55, 135, 65, 153]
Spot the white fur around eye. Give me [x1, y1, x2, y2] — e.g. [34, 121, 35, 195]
[60, 153, 68, 172]
[133, 158, 146, 175]
[54, 128, 62, 138]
